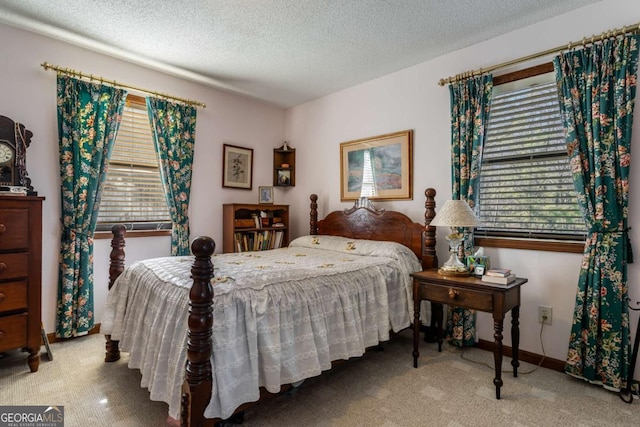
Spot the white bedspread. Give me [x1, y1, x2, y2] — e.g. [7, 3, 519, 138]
[101, 235, 421, 420]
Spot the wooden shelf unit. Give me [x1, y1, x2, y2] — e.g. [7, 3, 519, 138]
[223, 203, 289, 253]
[273, 146, 295, 187]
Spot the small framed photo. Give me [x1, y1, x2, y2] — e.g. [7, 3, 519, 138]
[277, 169, 291, 186]
[259, 186, 274, 204]
[466, 256, 490, 276]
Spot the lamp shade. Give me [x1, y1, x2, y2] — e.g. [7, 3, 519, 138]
[430, 200, 480, 227]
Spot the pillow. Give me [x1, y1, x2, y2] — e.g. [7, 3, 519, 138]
[289, 235, 417, 261]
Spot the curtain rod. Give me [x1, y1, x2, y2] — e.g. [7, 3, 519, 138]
[438, 22, 640, 86]
[41, 62, 206, 108]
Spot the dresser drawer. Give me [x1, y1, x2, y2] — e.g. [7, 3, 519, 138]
[0, 313, 27, 352]
[0, 280, 28, 313]
[421, 284, 493, 312]
[0, 253, 29, 280]
[0, 208, 29, 250]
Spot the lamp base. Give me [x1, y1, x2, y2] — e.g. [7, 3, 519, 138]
[438, 232, 469, 276]
[437, 267, 470, 276]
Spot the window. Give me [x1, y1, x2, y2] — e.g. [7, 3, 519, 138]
[359, 149, 377, 198]
[475, 65, 586, 250]
[96, 94, 171, 232]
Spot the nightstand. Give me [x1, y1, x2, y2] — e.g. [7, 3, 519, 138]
[411, 269, 527, 399]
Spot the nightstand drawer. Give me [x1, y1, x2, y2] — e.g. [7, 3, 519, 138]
[0, 208, 29, 250]
[0, 313, 27, 352]
[421, 284, 493, 312]
[0, 253, 29, 280]
[0, 281, 28, 313]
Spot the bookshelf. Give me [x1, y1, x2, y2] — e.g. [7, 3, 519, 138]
[222, 203, 289, 253]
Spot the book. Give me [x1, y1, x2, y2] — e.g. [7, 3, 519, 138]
[481, 273, 516, 285]
[274, 230, 283, 248]
[485, 268, 511, 277]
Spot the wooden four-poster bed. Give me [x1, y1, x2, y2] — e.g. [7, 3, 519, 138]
[102, 189, 438, 426]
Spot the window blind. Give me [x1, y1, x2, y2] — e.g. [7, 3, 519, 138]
[97, 97, 171, 230]
[477, 79, 586, 240]
[360, 149, 377, 197]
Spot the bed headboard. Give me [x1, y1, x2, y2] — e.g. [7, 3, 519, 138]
[309, 188, 437, 269]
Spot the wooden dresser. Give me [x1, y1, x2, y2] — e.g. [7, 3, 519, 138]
[0, 195, 44, 372]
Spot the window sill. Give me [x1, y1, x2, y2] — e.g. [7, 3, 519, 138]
[475, 237, 584, 254]
[94, 230, 171, 240]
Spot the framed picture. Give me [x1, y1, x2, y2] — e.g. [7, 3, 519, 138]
[223, 144, 253, 189]
[258, 186, 274, 204]
[277, 169, 291, 186]
[340, 130, 413, 201]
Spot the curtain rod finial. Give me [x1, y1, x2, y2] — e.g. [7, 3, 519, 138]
[438, 78, 446, 86]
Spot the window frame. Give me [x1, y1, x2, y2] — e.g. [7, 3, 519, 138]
[95, 93, 171, 239]
[475, 62, 583, 254]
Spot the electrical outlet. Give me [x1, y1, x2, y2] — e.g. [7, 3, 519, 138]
[538, 305, 552, 325]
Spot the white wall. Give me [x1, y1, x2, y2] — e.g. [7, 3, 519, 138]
[285, 0, 640, 365]
[0, 24, 285, 334]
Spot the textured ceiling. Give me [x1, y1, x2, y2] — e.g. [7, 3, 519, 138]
[0, 0, 599, 108]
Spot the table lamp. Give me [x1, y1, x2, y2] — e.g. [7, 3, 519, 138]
[429, 199, 480, 275]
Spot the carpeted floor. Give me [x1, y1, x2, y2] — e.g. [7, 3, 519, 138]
[1, 329, 639, 426]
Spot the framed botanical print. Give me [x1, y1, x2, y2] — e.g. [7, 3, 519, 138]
[223, 144, 253, 189]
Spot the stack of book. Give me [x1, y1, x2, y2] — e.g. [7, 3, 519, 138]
[481, 268, 516, 285]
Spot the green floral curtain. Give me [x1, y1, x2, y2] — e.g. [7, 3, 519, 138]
[146, 98, 197, 256]
[56, 75, 127, 338]
[446, 74, 493, 347]
[554, 35, 639, 391]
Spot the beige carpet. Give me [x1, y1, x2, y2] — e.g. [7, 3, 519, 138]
[1, 330, 639, 426]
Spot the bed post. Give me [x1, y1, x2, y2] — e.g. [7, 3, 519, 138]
[181, 236, 216, 427]
[310, 194, 318, 235]
[423, 188, 437, 269]
[423, 188, 442, 343]
[105, 224, 126, 362]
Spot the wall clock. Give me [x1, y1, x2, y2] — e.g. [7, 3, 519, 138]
[0, 115, 35, 195]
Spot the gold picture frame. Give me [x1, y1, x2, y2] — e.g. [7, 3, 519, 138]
[340, 130, 413, 201]
[223, 144, 253, 189]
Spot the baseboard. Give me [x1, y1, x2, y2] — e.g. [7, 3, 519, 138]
[45, 323, 102, 344]
[476, 339, 566, 372]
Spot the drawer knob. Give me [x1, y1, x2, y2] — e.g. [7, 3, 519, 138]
[0, 292, 4, 303]
[0, 263, 6, 272]
[0, 224, 5, 234]
[0, 330, 4, 341]
[448, 288, 459, 300]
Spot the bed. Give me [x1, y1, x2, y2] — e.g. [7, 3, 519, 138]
[101, 189, 438, 426]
